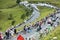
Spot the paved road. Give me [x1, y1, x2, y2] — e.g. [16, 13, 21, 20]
[4, 1, 60, 40]
[12, 1, 58, 29]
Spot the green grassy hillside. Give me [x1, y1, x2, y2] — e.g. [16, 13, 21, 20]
[0, 0, 17, 8]
[0, 0, 30, 32]
[0, 8, 26, 32]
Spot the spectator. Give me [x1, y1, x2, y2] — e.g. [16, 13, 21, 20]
[39, 21, 43, 26]
[27, 26, 32, 33]
[10, 29, 14, 36]
[35, 22, 39, 27]
[0, 33, 3, 40]
[14, 29, 17, 34]
[37, 25, 41, 32]
[24, 25, 28, 32]
[28, 26, 31, 30]
[47, 18, 52, 25]
[5, 30, 10, 39]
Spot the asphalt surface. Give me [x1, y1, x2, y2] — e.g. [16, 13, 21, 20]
[3, 1, 60, 40]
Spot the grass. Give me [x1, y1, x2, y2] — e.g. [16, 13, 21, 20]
[37, 6, 56, 21]
[0, 0, 35, 32]
[0, 7, 27, 32]
[0, 0, 17, 9]
[0, 0, 31, 32]
[0, 0, 18, 32]
[40, 25, 60, 40]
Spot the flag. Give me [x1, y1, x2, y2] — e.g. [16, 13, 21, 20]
[17, 35, 24, 40]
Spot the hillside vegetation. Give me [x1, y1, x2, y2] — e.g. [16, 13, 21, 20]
[0, 0, 31, 32]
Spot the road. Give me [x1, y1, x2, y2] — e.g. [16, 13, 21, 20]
[4, 1, 60, 40]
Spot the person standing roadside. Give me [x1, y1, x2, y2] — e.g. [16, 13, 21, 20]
[5, 30, 10, 39]
[14, 28, 17, 34]
[0, 33, 3, 40]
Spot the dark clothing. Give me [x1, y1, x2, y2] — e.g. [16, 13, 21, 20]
[14, 29, 17, 34]
[28, 27, 30, 30]
[37, 26, 41, 32]
[24, 27, 26, 31]
[5, 32, 10, 39]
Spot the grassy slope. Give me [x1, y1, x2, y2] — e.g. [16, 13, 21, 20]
[0, 7, 27, 32]
[37, 6, 55, 21]
[0, 0, 28, 32]
[0, 0, 17, 8]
